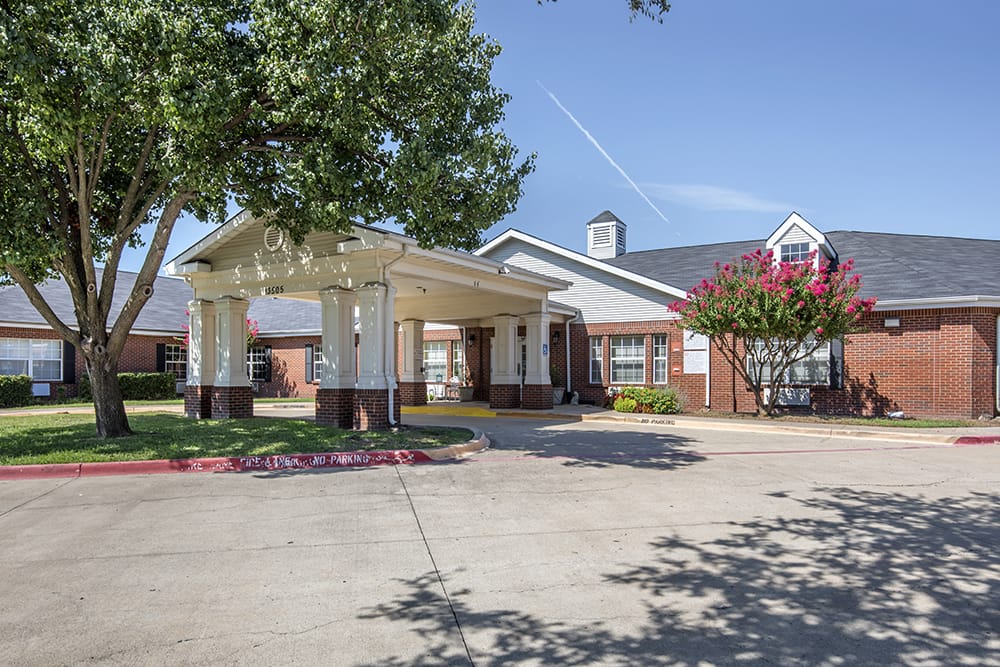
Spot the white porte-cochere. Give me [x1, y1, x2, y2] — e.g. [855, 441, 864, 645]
[167, 212, 572, 428]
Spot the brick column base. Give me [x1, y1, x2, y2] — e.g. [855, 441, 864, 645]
[354, 389, 390, 430]
[489, 384, 521, 409]
[399, 381, 428, 406]
[212, 385, 253, 419]
[185, 385, 213, 419]
[316, 388, 355, 429]
[521, 383, 554, 410]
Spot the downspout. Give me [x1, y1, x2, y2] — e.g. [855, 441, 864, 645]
[381, 248, 408, 426]
[705, 336, 711, 409]
[565, 311, 580, 396]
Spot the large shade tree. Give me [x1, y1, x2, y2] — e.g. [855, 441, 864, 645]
[671, 250, 877, 416]
[0, 0, 533, 437]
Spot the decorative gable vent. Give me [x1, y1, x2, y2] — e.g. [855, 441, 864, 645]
[586, 210, 627, 259]
[263, 226, 284, 252]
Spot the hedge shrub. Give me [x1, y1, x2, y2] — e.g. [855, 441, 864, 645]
[612, 386, 681, 415]
[78, 372, 177, 401]
[0, 375, 33, 408]
[613, 396, 638, 413]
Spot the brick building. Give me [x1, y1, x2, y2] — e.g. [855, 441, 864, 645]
[3, 210, 997, 420]
[478, 211, 1000, 419]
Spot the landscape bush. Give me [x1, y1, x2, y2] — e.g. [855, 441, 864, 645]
[0, 375, 33, 408]
[612, 386, 681, 415]
[78, 372, 177, 401]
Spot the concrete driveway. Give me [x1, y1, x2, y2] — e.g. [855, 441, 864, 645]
[1, 415, 998, 666]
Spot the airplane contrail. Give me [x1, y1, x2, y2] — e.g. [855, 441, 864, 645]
[538, 81, 677, 234]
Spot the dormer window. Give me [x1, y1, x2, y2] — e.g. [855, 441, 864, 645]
[766, 213, 837, 268]
[780, 242, 811, 263]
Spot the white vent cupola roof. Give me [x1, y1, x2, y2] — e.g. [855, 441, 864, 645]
[586, 210, 627, 259]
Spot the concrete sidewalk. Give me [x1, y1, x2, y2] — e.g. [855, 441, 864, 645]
[3, 399, 999, 444]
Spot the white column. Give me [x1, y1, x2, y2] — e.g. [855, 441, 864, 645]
[356, 282, 388, 389]
[319, 286, 356, 389]
[523, 312, 551, 385]
[399, 320, 426, 383]
[186, 299, 216, 386]
[384, 285, 398, 390]
[492, 314, 520, 385]
[214, 296, 250, 387]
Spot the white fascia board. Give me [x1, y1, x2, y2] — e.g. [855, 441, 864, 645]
[167, 209, 259, 270]
[476, 229, 688, 299]
[257, 329, 322, 338]
[548, 300, 579, 317]
[399, 237, 571, 291]
[874, 295, 1000, 310]
[0, 321, 185, 337]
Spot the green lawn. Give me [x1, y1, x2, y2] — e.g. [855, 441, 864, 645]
[0, 413, 472, 466]
[692, 410, 982, 429]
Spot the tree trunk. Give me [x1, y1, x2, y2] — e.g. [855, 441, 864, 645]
[87, 358, 132, 438]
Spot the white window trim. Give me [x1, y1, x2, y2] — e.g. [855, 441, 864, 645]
[164, 344, 187, 381]
[589, 336, 603, 384]
[653, 335, 669, 384]
[749, 337, 832, 386]
[610, 335, 645, 385]
[0, 337, 62, 381]
[423, 341, 448, 383]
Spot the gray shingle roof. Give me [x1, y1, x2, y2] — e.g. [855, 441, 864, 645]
[605, 231, 1000, 301]
[247, 298, 321, 334]
[0, 270, 322, 335]
[0, 270, 192, 333]
[587, 210, 625, 225]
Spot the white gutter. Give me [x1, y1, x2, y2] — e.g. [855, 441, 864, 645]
[874, 295, 1000, 310]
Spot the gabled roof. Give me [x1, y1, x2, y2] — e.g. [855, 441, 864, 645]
[476, 228, 687, 299]
[604, 230, 1000, 305]
[766, 212, 836, 258]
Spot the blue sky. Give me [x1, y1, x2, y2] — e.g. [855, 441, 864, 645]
[145, 0, 999, 271]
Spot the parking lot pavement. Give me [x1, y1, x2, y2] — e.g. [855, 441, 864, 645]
[1, 417, 998, 666]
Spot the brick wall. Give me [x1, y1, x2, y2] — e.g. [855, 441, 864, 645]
[567, 320, 706, 409]
[706, 308, 999, 419]
[0, 326, 182, 399]
[211, 385, 253, 419]
[354, 388, 399, 430]
[489, 383, 520, 409]
[522, 383, 554, 409]
[316, 388, 354, 428]
[184, 385, 213, 418]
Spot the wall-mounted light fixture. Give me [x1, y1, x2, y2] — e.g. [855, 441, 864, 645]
[467, 333, 476, 346]
[551, 330, 560, 345]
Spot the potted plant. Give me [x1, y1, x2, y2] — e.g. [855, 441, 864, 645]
[550, 363, 566, 405]
[459, 365, 475, 401]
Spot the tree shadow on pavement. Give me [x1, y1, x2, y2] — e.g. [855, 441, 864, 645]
[355, 488, 1000, 666]
[488, 425, 705, 471]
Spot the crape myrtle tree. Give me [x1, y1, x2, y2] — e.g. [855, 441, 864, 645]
[670, 249, 877, 416]
[0, 0, 533, 437]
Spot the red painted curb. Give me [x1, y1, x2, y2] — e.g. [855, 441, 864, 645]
[0, 463, 82, 480]
[1, 449, 436, 481]
[954, 435, 1000, 445]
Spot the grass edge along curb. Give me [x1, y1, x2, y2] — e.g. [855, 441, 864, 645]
[0, 431, 489, 481]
